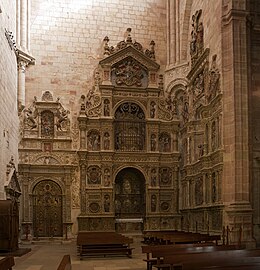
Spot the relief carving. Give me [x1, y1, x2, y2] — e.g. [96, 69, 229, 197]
[102, 28, 156, 61]
[87, 130, 100, 151]
[195, 177, 203, 205]
[111, 57, 147, 87]
[56, 105, 70, 131]
[190, 9, 204, 66]
[151, 168, 157, 186]
[159, 167, 172, 186]
[150, 134, 157, 152]
[87, 166, 101, 185]
[72, 173, 80, 208]
[23, 99, 38, 129]
[104, 194, 110, 212]
[159, 132, 171, 152]
[151, 194, 157, 212]
[207, 55, 220, 101]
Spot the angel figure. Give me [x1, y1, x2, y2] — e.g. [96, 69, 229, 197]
[56, 108, 69, 131]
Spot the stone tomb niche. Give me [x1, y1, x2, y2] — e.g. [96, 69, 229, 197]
[115, 168, 145, 232]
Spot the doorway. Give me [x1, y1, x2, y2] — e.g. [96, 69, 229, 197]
[33, 180, 63, 237]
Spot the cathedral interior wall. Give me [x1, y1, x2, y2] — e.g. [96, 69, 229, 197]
[0, 0, 19, 199]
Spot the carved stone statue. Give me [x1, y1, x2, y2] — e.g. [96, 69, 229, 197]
[104, 99, 110, 116]
[103, 132, 110, 150]
[151, 134, 156, 151]
[150, 101, 156, 118]
[151, 194, 157, 212]
[104, 168, 111, 186]
[104, 194, 110, 212]
[151, 168, 157, 186]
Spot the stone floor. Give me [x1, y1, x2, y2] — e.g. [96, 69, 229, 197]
[12, 235, 147, 270]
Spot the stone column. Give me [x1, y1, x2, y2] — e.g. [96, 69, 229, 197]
[18, 61, 26, 110]
[20, 0, 27, 50]
[17, 0, 34, 111]
[221, 0, 253, 246]
[175, 0, 180, 64]
[16, 0, 20, 45]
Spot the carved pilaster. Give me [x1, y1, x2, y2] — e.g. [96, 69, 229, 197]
[80, 163, 86, 214]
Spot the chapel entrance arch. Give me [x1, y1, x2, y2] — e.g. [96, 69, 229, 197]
[114, 167, 146, 233]
[32, 180, 63, 237]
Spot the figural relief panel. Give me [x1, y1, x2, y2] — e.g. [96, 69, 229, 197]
[111, 57, 148, 88]
[87, 166, 101, 185]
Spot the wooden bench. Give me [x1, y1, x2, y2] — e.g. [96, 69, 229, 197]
[142, 243, 217, 270]
[143, 230, 221, 245]
[77, 232, 134, 259]
[150, 245, 245, 270]
[161, 249, 260, 270]
[0, 256, 15, 270]
[57, 255, 71, 270]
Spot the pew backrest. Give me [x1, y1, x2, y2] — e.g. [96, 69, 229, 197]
[57, 255, 71, 270]
[0, 256, 15, 270]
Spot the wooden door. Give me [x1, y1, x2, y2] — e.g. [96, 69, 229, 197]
[33, 180, 62, 237]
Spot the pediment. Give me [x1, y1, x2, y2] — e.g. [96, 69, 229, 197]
[99, 45, 160, 71]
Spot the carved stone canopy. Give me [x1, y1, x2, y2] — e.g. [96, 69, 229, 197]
[5, 167, 21, 200]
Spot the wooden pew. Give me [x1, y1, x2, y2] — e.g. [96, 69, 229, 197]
[0, 256, 15, 270]
[77, 231, 134, 259]
[57, 255, 71, 270]
[151, 245, 245, 270]
[142, 243, 217, 270]
[143, 230, 221, 245]
[162, 249, 260, 270]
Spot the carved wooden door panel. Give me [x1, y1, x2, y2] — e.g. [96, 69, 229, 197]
[33, 180, 62, 237]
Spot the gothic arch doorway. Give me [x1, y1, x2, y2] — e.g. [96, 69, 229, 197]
[115, 167, 146, 219]
[32, 180, 63, 237]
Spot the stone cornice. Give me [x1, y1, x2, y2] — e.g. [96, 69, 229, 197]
[16, 48, 35, 66]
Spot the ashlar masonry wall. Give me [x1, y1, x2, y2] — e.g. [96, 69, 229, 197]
[0, 0, 19, 199]
[27, 0, 167, 118]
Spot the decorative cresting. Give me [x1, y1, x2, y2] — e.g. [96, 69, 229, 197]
[32, 180, 63, 237]
[103, 28, 156, 60]
[114, 102, 145, 151]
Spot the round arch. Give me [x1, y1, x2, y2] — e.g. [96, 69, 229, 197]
[114, 167, 146, 219]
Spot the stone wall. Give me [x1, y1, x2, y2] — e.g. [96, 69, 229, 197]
[0, 0, 19, 199]
[27, 0, 167, 118]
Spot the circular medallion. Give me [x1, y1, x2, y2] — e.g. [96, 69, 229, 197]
[89, 202, 100, 213]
